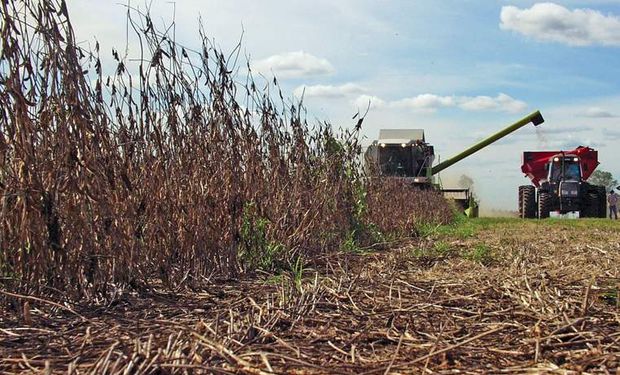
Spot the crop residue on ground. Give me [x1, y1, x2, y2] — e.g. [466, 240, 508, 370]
[2, 218, 618, 373]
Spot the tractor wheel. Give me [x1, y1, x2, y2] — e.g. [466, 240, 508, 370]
[581, 192, 598, 218]
[518, 185, 536, 218]
[597, 186, 607, 218]
[538, 192, 551, 219]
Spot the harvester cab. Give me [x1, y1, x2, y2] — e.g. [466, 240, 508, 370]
[364, 129, 435, 187]
[519, 146, 606, 218]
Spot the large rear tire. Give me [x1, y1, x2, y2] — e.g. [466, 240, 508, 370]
[597, 186, 607, 218]
[581, 191, 598, 218]
[581, 186, 607, 218]
[519, 185, 536, 218]
[538, 192, 551, 219]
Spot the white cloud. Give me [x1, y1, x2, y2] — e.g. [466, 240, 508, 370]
[458, 96, 498, 111]
[357, 92, 527, 113]
[352, 95, 386, 110]
[253, 51, 335, 79]
[500, 3, 620, 46]
[458, 93, 527, 113]
[392, 94, 454, 111]
[581, 107, 616, 118]
[293, 83, 365, 98]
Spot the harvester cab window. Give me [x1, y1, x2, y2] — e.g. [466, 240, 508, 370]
[379, 146, 413, 177]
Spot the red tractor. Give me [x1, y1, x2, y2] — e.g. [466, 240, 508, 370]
[519, 146, 607, 218]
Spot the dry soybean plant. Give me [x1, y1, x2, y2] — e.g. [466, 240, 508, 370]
[364, 178, 453, 238]
[0, 0, 454, 302]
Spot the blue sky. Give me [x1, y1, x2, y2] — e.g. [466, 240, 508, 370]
[67, 0, 620, 211]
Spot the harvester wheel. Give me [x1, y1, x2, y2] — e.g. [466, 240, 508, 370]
[518, 185, 536, 218]
[538, 192, 551, 219]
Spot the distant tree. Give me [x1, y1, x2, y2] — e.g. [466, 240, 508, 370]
[588, 170, 618, 191]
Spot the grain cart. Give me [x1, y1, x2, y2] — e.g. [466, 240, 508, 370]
[365, 110, 545, 216]
[519, 146, 607, 218]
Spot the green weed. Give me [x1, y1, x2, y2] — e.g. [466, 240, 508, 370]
[340, 182, 388, 253]
[263, 274, 284, 285]
[239, 202, 284, 271]
[433, 241, 451, 255]
[411, 240, 453, 259]
[290, 256, 305, 292]
[417, 213, 475, 240]
[466, 244, 494, 265]
[341, 230, 362, 253]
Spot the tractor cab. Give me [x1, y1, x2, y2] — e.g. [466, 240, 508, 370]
[542, 153, 584, 214]
[547, 154, 582, 182]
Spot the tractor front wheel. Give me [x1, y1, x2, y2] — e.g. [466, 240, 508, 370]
[519, 185, 536, 218]
[538, 192, 551, 219]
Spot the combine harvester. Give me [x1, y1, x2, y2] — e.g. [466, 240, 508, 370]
[365, 111, 545, 217]
[519, 146, 607, 218]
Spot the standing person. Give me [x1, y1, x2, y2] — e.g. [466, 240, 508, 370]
[608, 190, 618, 219]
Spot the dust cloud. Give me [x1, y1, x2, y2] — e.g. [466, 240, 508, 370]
[535, 126, 548, 148]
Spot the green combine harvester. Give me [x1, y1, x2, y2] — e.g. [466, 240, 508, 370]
[364, 110, 545, 217]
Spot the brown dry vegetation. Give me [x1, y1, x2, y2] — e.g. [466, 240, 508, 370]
[1, 218, 619, 373]
[0, 0, 452, 302]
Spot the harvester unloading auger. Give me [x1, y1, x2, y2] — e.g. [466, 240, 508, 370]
[519, 146, 607, 218]
[365, 110, 545, 217]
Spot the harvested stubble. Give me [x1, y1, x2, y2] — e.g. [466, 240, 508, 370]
[1, 219, 618, 373]
[0, 0, 453, 302]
